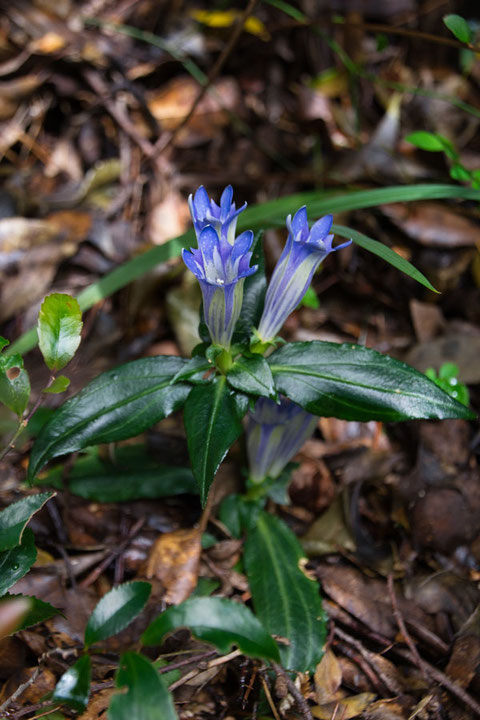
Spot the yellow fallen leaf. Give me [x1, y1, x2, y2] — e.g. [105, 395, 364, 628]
[191, 9, 270, 40]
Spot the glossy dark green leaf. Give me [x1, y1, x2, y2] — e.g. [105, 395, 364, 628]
[170, 356, 211, 384]
[443, 13, 472, 43]
[333, 225, 438, 293]
[85, 581, 151, 648]
[184, 377, 244, 505]
[41, 447, 196, 501]
[108, 652, 178, 720]
[28, 357, 190, 482]
[269, 341, 475, 422]
[37, 294, 83, 372]
[142, 597, 280, 663]
[227, 355, 275, 398]
[53, 655, 91, 712]
[219, 494, 262, 539]
[0, 492, 54, 551]
[0, 529, 37, 597]
[233, 230, 266, 341]
[2, 593, 61, 632]
[0, 343, 30, 418]
[244, 512, 326, 672]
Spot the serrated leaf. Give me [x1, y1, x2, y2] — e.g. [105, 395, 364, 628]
[0, 492, 54, 551]
[43, 375, 70, 394]
[227, 355, 275, 398]
[85, 581, 151, 648]
[142, 597, 280, 662]
[2, 593, 61, 632]
[0, 350, 30, 418]
[183, 377, 244, 505]
[37, 294, 83, 372]
[244, 512, 326, 672]
[269, 341, 475, 421]
[443, 13, 472, 43]
[53, 655, 91, 712]
[28, 357, 190, 482]
[333, 225, 438, 292]
[0, 529, 37, 597]
[108, 652, 178, 720]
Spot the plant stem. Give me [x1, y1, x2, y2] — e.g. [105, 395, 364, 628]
[0, 420, 26, 462]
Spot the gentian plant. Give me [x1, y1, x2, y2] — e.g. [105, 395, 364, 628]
[3, 185, 474, 715]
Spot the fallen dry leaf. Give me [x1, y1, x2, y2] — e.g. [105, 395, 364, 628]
[381, 202, 480, 247]
[146, 528, 201, 604]
[314, 648, 343, 704]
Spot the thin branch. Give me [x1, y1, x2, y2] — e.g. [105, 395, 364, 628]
[153, 0, 259, 156]
[272, 662, 314, 720]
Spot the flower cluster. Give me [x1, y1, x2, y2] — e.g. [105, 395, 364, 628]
[182, 186, 351, 352]
[246, 397, 317, 483]
[183, 186, 257, 350]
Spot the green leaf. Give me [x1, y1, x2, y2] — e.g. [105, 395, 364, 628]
[40, 446, 196, 501]
[0, 492, 54, 551]
[244, 512, 326, 672]
[43, 376, 70, 394]
[37, 294, 83, 372]
[269, 341, 475, 422]
[450, 163, 472, 182]
[2, 593, 60, 632]
[299, 285, 320, 309]
[27, 357, 190, 482]
[443, 14, 472, 44]
[332, 225, 438, 293]
[142, 597, 280, 663]
[184, 377, 244, 505]
[170, 356, 211, 384]
[10, 185, 480, 358]
[0, 343, 30, 418]
[0, 529, 37, 597]
[85, 581, 151, 648]
[227, 355, 275, 398]
[405, 131, 455, 154]
[108, 652, 178, 720]
[219, 494, 262, 539]
[53, 655, 91, 712]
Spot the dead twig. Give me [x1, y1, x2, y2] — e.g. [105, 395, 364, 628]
[272, 662, 314, 720]
[153, 0, 259, 157]
[79, 515, 145, 588]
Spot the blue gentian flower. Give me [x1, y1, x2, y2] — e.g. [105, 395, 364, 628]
[255, 207, 351, 345]
[246, 397, 317, 484]
[183, 187, 257, 349]
[189, 185, 246, 245]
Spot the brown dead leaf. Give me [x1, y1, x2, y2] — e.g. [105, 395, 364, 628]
[146, 528, 201, 604]
[79, 687, 114, 720]
[29, 31, 67, 54]
[363, 698, 408, 719]
[302, 496, 356, 556]
[312, 692, 376, 719]
[409, 299, 445, 343]
[0, 667, 56, 704]
[147, 76, 240, 146]
[381, 202, 480, 247]
[314, 648, 343, 704]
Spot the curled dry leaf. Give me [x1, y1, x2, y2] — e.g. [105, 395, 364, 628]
[146, 528, 201, 605]
[380, 202, 480, 248]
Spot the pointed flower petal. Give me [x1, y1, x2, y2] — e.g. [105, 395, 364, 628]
[255, 208, 351, 344]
